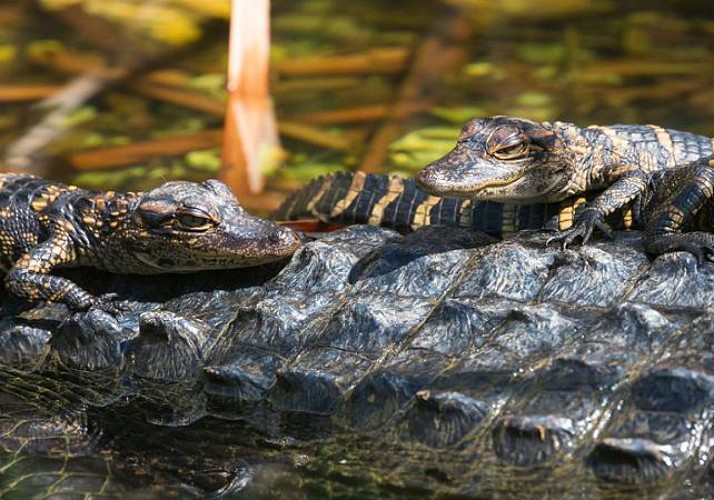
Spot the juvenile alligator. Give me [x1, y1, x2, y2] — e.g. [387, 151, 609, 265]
[0, 174, 301, 312]
[274, 159, 714, 260]
[416, 115, 714, 250]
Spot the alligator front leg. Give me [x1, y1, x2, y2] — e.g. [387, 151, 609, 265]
[643, 163, 714, 263]
[5, 229, 113, 312]
[549, 168, 651, 248]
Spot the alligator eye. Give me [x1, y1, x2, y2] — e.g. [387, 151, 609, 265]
[486, 126, 530, 160]
[175, 211, 215, 232]
[492, 141, 529, 160]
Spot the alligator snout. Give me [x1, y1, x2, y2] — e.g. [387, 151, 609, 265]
[267, 225, 302, 253]
[415, 161, 445, 192]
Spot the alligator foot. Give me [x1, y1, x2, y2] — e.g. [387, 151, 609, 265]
[643, 232, 714, 265]
[546, 208, 613, 249]
[90, 293, 131, 317]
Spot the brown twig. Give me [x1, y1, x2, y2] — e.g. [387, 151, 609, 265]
[24, 45, 347, 160]
[0, 5, 23, 25]
[127, 80, 226, 115]
[68, 129, 223, 171]
[272, 77, 364, 94]
[273, 47, 409, 77]
[276, 121, 352, 150]
[5, 1, 153, 171]
[295, 105, 390, 125]
[574, 60, 714, 79]
[0, 85, 64, 102]
[295, 102, 432, 126]
[5, 74, 129, 169]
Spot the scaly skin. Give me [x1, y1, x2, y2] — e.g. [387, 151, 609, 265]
[641, 157, 714, 262]
[0, 174, 301, 312]
[272, 171, 628, 237]
[416, 116, 714, 246]
[275, 163, 714, 262]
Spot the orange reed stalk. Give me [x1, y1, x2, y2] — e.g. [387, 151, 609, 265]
[220, 0, 279, 196]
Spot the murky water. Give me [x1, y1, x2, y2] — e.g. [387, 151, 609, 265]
[1, 0, 714, 497]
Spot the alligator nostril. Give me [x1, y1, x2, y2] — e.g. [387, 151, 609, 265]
[269, 227, 301, 248]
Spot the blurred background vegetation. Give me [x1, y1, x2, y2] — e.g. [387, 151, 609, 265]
[1, 0, 714, 214]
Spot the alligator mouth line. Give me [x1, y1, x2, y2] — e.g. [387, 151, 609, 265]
[472, 174, 522, 191]
[134, 252, 202, 271]
[134, 252, 167, 270]
[466, 164, 532, 192]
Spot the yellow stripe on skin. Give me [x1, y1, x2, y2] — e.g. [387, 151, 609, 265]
[647, 125, 676, 168]
[330, 171, 366, 218]
[368, 176, 405, 226]
[558, 196, 587, 231]
[304, 176, 334, 217]
[622, 207, 633, 230]
[501, 204, 517, 237]
[458, 199, 473, 228]
[588, 125, 628, 162]
[411, 195, 441, 230]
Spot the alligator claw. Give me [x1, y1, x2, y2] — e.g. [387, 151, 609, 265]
[546, 209, 611, 250]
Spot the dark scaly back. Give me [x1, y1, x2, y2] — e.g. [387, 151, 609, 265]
[0, 173, 142, 271]
[0, 174, 78, 270]
[272, 171, 611, 237]
[580, 123, 714, 174]
[642, 158, 714, 232]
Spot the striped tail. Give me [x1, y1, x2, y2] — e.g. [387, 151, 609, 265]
[272, 171, 581, 238]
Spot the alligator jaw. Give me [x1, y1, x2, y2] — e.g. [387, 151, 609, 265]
[416, 156, 530, 199]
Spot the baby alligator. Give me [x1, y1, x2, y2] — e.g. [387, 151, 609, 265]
[416, 116, 714, 247]
[0, 174, 301, 312]
[275, 158, 714, 262]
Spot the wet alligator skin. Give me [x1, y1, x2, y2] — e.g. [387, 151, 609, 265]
[2, 225, 714, 497]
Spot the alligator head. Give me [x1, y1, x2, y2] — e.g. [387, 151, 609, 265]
[122, 179, 301, 272]
[416, 116, 580, 203]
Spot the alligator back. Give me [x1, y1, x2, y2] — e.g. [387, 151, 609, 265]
[0, 174, 82, 271]
[274, 171, 631, 236]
